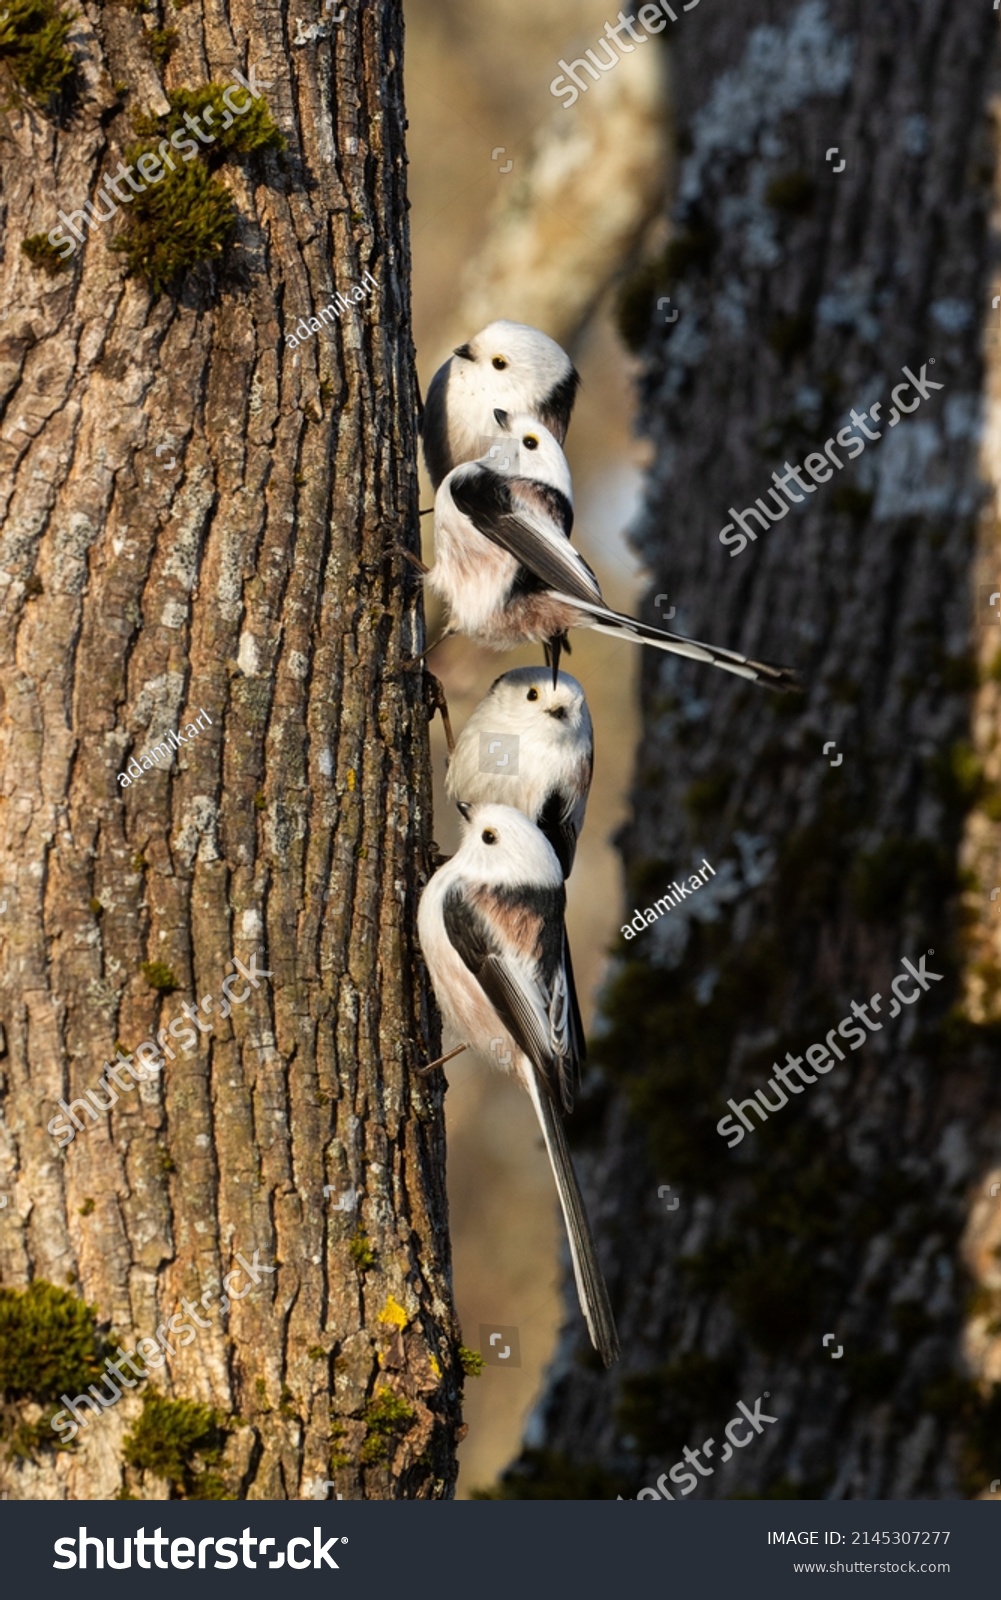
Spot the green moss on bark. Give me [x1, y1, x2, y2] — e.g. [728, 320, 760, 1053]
[0, 0, 76, 110]
[122, 1390, 232, 1498]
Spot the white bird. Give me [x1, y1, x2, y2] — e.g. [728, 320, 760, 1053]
[446, 667, 592, 1062]
[426, 410, 799, 691]
[417, 801, 619, 1366]
[421, 320, 580, 490]
[445, 668, 592, 879]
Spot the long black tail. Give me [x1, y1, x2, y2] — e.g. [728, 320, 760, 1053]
[525, 1068, 619, 1366]
[554, 593, 800, 691]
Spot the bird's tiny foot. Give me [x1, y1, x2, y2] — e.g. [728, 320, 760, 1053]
[394, 544, 430, 575]
[424, 671, 455, 753]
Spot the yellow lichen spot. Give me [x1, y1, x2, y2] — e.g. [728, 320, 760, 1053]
[346, 769, 356, 791]
[428, 1353, 441, 1380]
[378, 1294, 408, 1331]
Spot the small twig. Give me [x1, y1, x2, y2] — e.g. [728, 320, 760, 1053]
[418, 1043, 468, 1076]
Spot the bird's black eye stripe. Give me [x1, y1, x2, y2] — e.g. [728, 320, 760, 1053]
[527, 687, 539, 701]
[482, 829, 498, 844]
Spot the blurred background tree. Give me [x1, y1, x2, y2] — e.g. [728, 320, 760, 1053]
[410, 0, 1001, 1498]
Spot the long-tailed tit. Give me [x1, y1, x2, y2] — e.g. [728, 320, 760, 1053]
[417, 802, 618, 1366]
[427, 411, 798, 691]
[421, 321, 580, 490]
[445, 667, 592, 1061]
[445, 668, 592, 878]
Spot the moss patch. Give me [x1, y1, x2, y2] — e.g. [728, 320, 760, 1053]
[21, 231, 71, 274]
[767, 310, 814, 364]
[140, 959, 178, 991]
[359, 1388, 415, 1465]
[0, 1281, 109, 1403]
[850, 836, 956, 926]
[132, 84, 284, 162]
[122, 1390, 232, 1498]
[111, 156, 236, 298]
[764, 171, 816, 215]
[618, 1352, 739, 1459]
[615, 220, 719, 352]
[0, 0, 76, 110]
[459, 1345, 483, 1378]
[829, 484, 874, 522]
[348, 1228, 376, 1272]
[0, 1281, 111, 1457]
[146, 26, 178, 68]
[111, 83, 284, 296]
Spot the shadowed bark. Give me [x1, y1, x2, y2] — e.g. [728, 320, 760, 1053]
[0, 0, 460, 1500]
[503, 0, 1001, 1502]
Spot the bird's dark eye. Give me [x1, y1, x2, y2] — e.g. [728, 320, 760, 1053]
[527, 688, 539, 702]
[523, 435, 539, 449]
[482, 829, 498, 844]
[492, 356, 507, 370]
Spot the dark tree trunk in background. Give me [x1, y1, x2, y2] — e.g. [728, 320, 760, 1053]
[512, 0, 1001, 1500]
[0, 0, 460, 1499]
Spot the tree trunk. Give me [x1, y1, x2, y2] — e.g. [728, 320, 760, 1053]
[0, 0, 460, 1500]
[506, 0, 1001, 1501]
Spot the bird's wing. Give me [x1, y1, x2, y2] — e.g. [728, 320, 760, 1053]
[536, 787, 580, 879]
[538, 366, 582, 445]
[442, 881, 577, 1100]
[420, 359, 454, 489]
[450, 467, 602, 607]
[559, 929, 586, 1105]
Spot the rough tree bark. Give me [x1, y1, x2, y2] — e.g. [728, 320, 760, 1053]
[0, 0, 460, 1499]
[506, 0, 1001, 1500]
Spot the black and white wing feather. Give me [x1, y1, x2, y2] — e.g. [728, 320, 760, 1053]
[450, 467, 603, 606]
[441, 880, 617, 1365]
[441, 881, 577, 1106]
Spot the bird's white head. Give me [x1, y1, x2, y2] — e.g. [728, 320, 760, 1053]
[484, 667, 592, 744]
[446, 321, 579, 470]
[481, 409, 572, 499]
[453, 801, 563, 888]
[451, 320, 576, 421]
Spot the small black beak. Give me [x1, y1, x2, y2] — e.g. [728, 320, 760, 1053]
[546, 706, 567, 721]
[456, 800, 472, 822]
[453, 343, 474, 361]
[493, 408, 509, 429]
